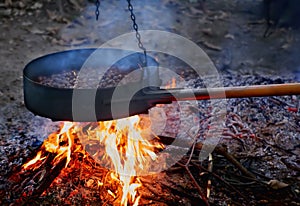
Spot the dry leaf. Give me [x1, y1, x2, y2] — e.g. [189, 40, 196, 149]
[21, 21, 33, 26]
[46, 10, 69, 23]
[0, 9, 11, 17]
[202, 41, 222, 51]
[202, 28, 213, 36]
[46, 27, 59, 36]
[69, 0, 81, 10]
[30, 2, 43, 10]
[28, 27, 45, 35]
[4, 0, 12, 6]
[69, 38, 90, 46]
[268, 180, 289, 190]
[190, 7, 204, 15]
[46, 10, 58, 20]
[281, 43, 290, 50]
[225, 33, 235, 40]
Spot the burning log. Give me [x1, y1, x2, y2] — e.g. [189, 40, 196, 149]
[12, 155, 67, 205]
[5, 113, 278, 205]
[7, 115, 165, 206]
[4, 109, 299, 205]
[8, 123, 79, 204]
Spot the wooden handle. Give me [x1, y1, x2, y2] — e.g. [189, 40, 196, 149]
[164, 83, 300, 101]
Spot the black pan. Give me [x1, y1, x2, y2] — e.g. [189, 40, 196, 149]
[24, 48, 300, 122]
[23, 48, 161, 122]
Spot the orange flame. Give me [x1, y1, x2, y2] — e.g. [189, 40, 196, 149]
[22, 115, 163, 205]
[164, 77, 177, 89]
[96, 115, 163, 205]
[23, 151, 44, 170]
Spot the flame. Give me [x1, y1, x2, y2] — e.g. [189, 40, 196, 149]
[23, 151, 45, 170]
[164, 77, 177, 89]
[96, 115, 163, 205]
[22, 115, 164, 205]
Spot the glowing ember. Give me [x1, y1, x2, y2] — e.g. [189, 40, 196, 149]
[22, 115, 164, 205]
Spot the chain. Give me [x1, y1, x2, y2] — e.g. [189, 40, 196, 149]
[95, 0, 100, 20]
[94, 0, 147, 64]
[127, 0, 147, 65]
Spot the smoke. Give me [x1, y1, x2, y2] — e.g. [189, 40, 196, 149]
[57, 0, 185, 48]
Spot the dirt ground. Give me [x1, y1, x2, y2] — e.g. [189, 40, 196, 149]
[0, 0, 300, 205]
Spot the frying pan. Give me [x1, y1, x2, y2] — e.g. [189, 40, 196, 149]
[23, 48, 300, 122]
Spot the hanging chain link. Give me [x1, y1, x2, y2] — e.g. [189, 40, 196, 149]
[127, 0, 147, 65]
[95, 0, 100, 20]
[94, 0, 147, 64]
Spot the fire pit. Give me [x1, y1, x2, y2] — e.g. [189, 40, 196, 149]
[16, 45, 300, 206]
[2, 67, 300, 205]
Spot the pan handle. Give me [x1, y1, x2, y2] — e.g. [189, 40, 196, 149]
[144, 83, 300, 103]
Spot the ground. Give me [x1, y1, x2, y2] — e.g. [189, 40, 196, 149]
[0, 0, 299, 205]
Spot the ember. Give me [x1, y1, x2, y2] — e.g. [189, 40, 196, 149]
[22, 115, 164, 206]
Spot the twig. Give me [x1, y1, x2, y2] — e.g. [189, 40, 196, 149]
[191, 161, 247, 199]
[160, 135, 257, 180]
[206, 153, 212, 198]
[247, 19, 266, 25]
[176, 138, 209, 205]
[141, 185, 181, 205]
[270, 97, 295, 107]
[178, 162, 209, 206]
[160, 182, 205, 204]
[185, 141, 196, 166]
[195, 143, 256, 179]
[223, 178, 256, 186]
[217, 147, 256, 179]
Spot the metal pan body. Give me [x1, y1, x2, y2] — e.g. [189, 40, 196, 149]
[23, 48, 159, 122]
